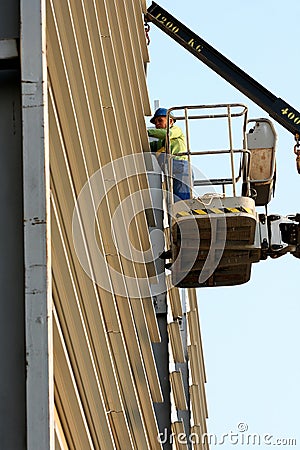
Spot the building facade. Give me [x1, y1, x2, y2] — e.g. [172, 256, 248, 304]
[0, 1, 209, 448]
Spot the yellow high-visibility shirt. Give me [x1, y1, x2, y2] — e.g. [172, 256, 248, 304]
[148, 125, 187, 160]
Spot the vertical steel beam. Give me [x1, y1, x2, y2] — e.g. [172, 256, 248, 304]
[21, 0, 54, 448]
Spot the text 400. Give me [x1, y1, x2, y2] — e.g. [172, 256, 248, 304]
[281, 108, 300, 125]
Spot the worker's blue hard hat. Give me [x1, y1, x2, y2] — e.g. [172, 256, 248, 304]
[150, 107, 176, 124]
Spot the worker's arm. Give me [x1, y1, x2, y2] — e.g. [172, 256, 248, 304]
[148, 128, 166, 140]
[147, 125, 183, 140]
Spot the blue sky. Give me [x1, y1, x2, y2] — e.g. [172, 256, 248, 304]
[146, 1, 300, 447]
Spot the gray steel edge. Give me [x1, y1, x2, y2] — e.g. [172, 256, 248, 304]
[21, 0, 54, 448]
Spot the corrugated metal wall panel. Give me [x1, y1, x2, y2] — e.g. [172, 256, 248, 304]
[188, 289, 207, 382]
[50, 81, 156, 447]
[51, 200, 117, 449]
[133, 0, 150, 64]
[142, 296, 161, 343]
[186, 291, 209, 442]
[53, 309, 95, 449]
[47, 0, 165, 448]
[49, 0, 155, 281]
[113, 0, 151, 118]
[46, 0, 210, 447]
[49, 89, 125, 410]
[171, 421, 189, 449]
[167, 286, 209, 447]
[54, 406, 69, 450]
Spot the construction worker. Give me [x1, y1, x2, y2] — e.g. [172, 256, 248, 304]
[294, 144, 300, 174]
[147, 107, 192, 201]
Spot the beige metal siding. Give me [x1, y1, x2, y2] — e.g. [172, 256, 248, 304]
[48, 0, 161, 447]
[47, 0, 209, 448]
[167, 284, 209, 447]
